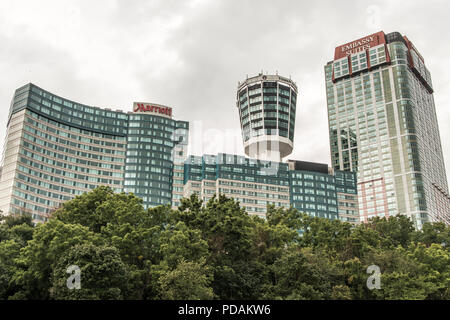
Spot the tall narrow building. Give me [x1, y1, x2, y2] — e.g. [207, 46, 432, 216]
[325, 31, 449, 228]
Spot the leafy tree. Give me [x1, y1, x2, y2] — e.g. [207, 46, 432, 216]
[10, 219, 103, 300]
[2, 213, 34, 227]
[341, 256, 371, 299]
[297, 214, 353, 256]
[149, 220, 211, 299]
[265, 246, 340, 299]
[197, 194, 265, 299]
[0, 213, 34, 245]
[362, 246, 436, 300]
[266, 205, 304, 232]
[173, 194, 267, 299]
[53, 186, 146, 233]
[331, 285, 352, 300]
[158, 221, 209, 269]
[53, 187, 164, 299]
[0, 240, 22, 299]
[50, 244, 130, 300]
[408, 243, 450, 299]
[0, 214, 35, 299]
[158, 259, 214, 300]
[413, 222, 450, 250]
[1, 187, 449, 300]
[365, 215, 415, 249]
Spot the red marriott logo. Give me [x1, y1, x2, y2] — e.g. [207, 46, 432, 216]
[133, 103, 172, 117]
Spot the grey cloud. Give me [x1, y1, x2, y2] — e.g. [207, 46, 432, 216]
[0, 0, 449, 183]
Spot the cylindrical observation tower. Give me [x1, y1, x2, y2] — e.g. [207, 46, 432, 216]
[236, 73, 297, 162]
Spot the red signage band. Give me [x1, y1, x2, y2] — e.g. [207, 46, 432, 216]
[134, 103, 172, 117]
[334, 31, 386, 60]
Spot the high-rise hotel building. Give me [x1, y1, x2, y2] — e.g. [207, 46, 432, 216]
[182, 153, 357, 221]
[0, 83, 188, 222]
[1, 78, 358, 224]
[325, 31, 449, 228]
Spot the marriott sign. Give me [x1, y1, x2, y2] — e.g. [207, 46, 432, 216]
[133, 102, 172, 118]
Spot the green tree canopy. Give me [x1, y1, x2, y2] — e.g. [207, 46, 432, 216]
[1, 186, 449, 300]
[50, 243, 130, 300]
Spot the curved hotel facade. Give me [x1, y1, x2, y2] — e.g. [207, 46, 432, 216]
[0, 83, 188, 222]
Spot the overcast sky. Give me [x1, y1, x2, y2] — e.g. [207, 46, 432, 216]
[0, 0, 449, 183]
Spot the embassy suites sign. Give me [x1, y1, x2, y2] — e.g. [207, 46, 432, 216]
[133, 102, 172, 118]
[334, 31, 386, 60]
